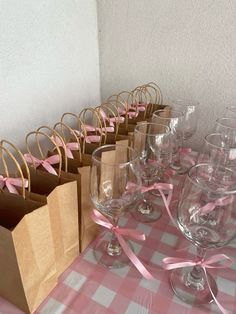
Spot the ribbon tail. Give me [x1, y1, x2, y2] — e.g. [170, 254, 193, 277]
[116, 233, 154, 280]
[42, 162, 58, 176]
[66, 148, 74, 159]
[158, 189, 177, 227]
[202, 267, 228, 314]
[5, 181, 19, 194]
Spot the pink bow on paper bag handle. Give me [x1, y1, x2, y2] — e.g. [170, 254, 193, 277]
[99, 109, 125, 127]
[0, 175, 28, 194]
[129, 102, 147, 112]
[73, 129, 101, 144]
[162, 254, 233, 314]
[52, 135, 80, 159]
[91, 209, 154, 280]
[24, 154, 60, 176]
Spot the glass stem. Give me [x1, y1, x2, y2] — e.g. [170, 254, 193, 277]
[190, 247, 207, 281]
[107, 216, 122, 256]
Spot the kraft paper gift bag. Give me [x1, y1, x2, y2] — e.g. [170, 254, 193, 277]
[22, 130, 80, 274]
[0, 144, 57, 314]
[31, 127, 98, 253]
[49, 125, 99, 252]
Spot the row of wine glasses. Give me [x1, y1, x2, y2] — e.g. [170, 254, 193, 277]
[89, 101, 236, 312]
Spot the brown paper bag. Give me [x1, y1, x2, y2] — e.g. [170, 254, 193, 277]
[23, 130, 80, 274]
[0, 144, 57, 314]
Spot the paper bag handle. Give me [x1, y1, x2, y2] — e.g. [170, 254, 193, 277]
[36, 125, 69, 172]
[95, 105, 120, 140]
[79, 107, 107, 145]
[60, 112, 88, 153]
[0, 144, 28, 198]
[25, 130, 63, 177]
[54, 121, 83, 162]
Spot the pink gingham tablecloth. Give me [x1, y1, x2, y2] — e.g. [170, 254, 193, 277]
[0, 164, 236, 314]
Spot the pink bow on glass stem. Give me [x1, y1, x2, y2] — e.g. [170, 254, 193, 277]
[191, 195, 234, 219]
[163, 254, 232, 314]
[91, 209, 154, 280]
[0, 175, 28, 194]
[24, 154, 60, 176]
[127, 181, 176, 226]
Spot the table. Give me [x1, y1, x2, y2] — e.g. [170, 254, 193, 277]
[0, 171, 236, 314]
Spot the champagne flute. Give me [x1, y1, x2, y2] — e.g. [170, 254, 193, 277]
[90, 144, 141, 268]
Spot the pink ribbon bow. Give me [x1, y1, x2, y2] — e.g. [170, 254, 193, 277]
[191, 195, 233, 219]
[91, 209, 154, 280]
[129, 102, 147, 112]
[126, 181, 175, 226]
[162, 254, 233, 314]
[24, 153, 60, 176]
[0, 175, 28, 194]
[53, 135, 80, 159]
[99, 109, 125, 127]
[117, 107, 138, 119]
[73, 129, 101, 143]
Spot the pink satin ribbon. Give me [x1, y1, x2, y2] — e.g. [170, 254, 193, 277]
[178, 147, 195, 166]
[0, 175, 28, 194]
[129, 102, 147, 112]
[191, 195, 233, 219]
[53, 135, 80, 159]
[24, 154, 60, 176]
[84, 123, 114, 134]
[163, 254, 233, 314]
[126, 181, 176, 227]
[117, 107, 138, 119]
[142, 182, 176, 227]
[91, 209, 154, 280]
[99, 109, 125, 127]
[73, 129, 101, 143]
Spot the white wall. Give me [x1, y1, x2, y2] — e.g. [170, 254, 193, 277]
[97, 0, 236, 149]
[0, 0, 100, 150]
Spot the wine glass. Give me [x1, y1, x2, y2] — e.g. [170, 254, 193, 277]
[198, 133, 236, 170]
[223, 105, 236, 118]
[131, 122, 171, 223]
[168, 163, 236, 306]
[213, 117, 236, 147]
[90, 144, 141, 268]
[169, 99, 199, 173]
[152, 109, 186, 174]
[170, 99, 199, 142]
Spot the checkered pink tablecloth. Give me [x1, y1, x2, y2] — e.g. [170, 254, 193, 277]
[0, 170, 236, 314]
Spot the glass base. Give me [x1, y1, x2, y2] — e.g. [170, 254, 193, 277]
[93, 232, 133, 268]
[169, 268, 218, 306]
[131, 200, 162, 223]
[170, 163, 189, 175]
